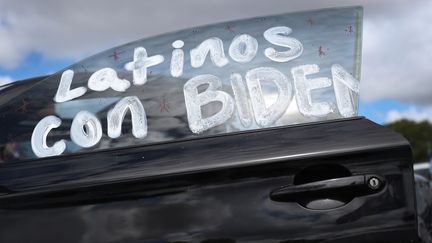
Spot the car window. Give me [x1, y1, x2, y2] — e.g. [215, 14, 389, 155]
[0, 6, 363, 161]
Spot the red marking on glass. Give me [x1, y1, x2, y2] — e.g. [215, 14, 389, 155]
[109, 50, 125, 61]
[160, 98, 170, 113]
[225, 24, 235, 33]
[16, 99, 29, 113]
[318, 46, 325, 57]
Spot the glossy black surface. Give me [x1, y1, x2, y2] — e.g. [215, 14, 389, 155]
[0, 117, 418, 242]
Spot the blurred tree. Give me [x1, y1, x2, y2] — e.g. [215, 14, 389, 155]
[386, 119, 432, 163]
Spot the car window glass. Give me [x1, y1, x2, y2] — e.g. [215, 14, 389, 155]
[0, 6, 363, 161]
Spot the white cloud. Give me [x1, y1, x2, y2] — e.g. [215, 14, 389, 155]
[0, 0, 430, 108]
[360, 0, 432, 106]
[386, 106, 432, 123]
[0, 22, 27, 69]
[0, 75, 13, 86]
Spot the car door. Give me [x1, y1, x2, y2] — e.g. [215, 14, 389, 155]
[0, 6, 419, 243]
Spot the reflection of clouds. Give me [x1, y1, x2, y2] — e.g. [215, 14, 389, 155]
[79, 194, 232, 243]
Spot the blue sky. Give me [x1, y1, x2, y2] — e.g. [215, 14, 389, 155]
[0, 52, 73, 81]
[0, 0, 431, 125]
[359, 100, 410, 124]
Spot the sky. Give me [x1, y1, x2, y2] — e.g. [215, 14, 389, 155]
[0, 0, 430, 124]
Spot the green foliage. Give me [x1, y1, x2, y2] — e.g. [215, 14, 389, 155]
[385, 119, 432, 163]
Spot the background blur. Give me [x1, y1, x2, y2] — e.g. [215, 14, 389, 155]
[0, 0, 430, 162]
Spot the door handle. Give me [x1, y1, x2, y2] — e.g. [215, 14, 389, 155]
[270, 174, 385, 202]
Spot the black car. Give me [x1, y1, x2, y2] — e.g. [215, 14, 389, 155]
[0, 6, 422, 243]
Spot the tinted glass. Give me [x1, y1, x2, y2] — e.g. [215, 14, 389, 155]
[0, 6, 363, 161]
